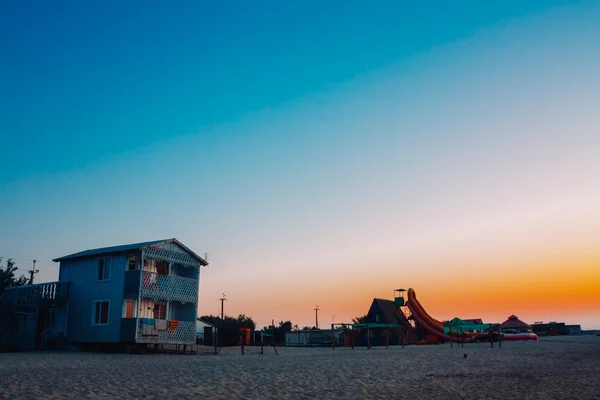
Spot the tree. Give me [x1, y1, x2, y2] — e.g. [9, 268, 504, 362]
[259, 320, 294, 343]
[352, 314, 368, 324]
[237, 314, 256, 330]
[278, 320, 293, 333]
[0, 258, 27, 298]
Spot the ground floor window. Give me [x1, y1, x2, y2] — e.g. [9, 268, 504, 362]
[93, 300, 110, 325]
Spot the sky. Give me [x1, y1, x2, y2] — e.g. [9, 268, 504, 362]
[1, 0, 600, 330]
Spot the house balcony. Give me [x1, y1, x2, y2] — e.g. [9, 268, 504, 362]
[123, 270, 198, 305]
[120, 318, 196, 345]
[2, 281, 70, 310]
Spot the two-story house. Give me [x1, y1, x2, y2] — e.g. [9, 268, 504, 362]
[0, 238, 208, 352]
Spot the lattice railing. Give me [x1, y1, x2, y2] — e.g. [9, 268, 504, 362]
[143, 247, 200, 269]
[139, 271, 198, 304]
[136, 319, 196, 344]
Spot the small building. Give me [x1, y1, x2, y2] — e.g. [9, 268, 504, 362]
[500, 315, 532, 333]
[532, 322, 567, 336]
[356, 298, 415, 346]
[0, 239, 208, 352]
[195, 319, 215, 345]
[463, 318, 484, 325]
[565, 325, 582, 335]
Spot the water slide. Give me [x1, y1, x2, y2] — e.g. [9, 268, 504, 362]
[406, 288, 538, 342]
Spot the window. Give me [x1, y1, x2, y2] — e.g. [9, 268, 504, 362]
[144, 258, 157, 272]
[156, 260, 168, 276]
[153, 303, 166, 320]
[93, 300, 110, 325]
[127, 256, 137, 271]
[97, 258, 111, 281]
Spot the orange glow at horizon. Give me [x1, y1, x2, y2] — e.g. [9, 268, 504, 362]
[218, 247, 600, 329]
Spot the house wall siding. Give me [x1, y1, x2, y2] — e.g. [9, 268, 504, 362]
[170, 302, 196, 322]
[60, 256, 127, 343]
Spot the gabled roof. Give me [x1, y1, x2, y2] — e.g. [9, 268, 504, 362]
[500, 315, 531, 329]
[196, 319, 215, 328]
[52, 238, 208, 265]
[369, 298, 401, 324]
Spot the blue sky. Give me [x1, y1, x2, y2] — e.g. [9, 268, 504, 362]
[0, 0, 584, 180]
[2, 1, 600, 328]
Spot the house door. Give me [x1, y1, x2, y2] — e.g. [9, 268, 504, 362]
[153, 304, 166, 320]
[125, 301, 135, 318]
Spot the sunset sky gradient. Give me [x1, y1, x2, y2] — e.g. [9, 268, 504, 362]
[1, 1, 599, 329]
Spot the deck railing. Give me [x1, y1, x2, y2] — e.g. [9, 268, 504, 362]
[7, 281, 70, 308]
[139, 271, 198, 304]
[136, 319, 196, 344]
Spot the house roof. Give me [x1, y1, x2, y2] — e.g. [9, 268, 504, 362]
[196, 319, 215, 328]
[369, 298, 402, 324]
[500, 315, 531, 329]
[52, 238, 208, 265]
[445, 317, 468, 327]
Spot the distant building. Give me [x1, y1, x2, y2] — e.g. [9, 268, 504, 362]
[0, 239, 208, 352]
[463, 318, 484, 325]
[565, 325, 582, 335]
[196, 319, 215, 345]
[582, 330, 600, 336]
[356, 298, 416, 346]
[500, 315, 532, 333]
[365, 298, 412, 326]
[532, 322, 567, 336]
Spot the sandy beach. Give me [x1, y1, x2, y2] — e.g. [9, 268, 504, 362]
[1, 336, 599, 399]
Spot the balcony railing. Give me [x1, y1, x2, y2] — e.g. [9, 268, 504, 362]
[135, 319, 196, 344]
[4, 281, 70, 308]
[138, 271, 199, 304]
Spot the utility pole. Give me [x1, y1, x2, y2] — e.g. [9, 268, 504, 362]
[219, 293, 226, 320]
[28, 260, 39, 285]
[314, 305, 320, 329]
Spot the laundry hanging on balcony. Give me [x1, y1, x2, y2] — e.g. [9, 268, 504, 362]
[156, 319, 167, 330]
[141, 318, 157, 336]
[142, 272, 152, 289]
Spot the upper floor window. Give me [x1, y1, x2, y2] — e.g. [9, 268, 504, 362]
[127, 255, 137, 271]
[156, 260, 168, 276]
[98, 258, 111, 281]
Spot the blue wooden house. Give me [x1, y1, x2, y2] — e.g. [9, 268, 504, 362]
[0, 238, 208, 351]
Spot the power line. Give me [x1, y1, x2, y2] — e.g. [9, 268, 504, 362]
[28, 260, 39, 285]
[219, 293, 227, 320]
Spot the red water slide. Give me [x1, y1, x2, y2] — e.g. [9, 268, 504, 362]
[405, 288, 538, 342]
[406, 288, 476, 343]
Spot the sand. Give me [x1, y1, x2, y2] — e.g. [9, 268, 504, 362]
[1, 336, 599, 399]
